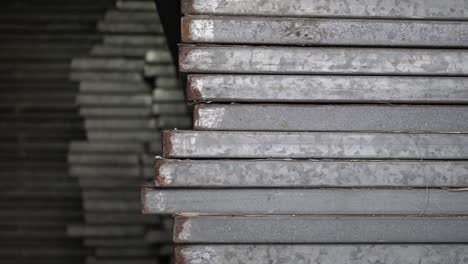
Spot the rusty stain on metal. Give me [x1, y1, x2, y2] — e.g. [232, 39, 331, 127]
[174, 246, 188, 264]
[181, 16, 192, 43]
[140, 184, 153, 215]
[162, 131, 174, 158]
[154, 159, 167, 186]
[155, 159, 179, 186]
[174, 216, 188, 242]
[186, 75, 203, 101]
[178, 45, 193, 72]
[180, 0, 194, 15]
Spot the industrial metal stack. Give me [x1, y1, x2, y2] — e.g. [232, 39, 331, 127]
[143, 0, 468, 263]
[144, 50, 191, 133]
[68, 0, 186, 263]
[0, 1, 115, 264]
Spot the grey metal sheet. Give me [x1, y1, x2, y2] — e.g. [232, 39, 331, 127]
[153, 89, 185, 102]
[67, 225, 144, 237]
[183, 16, 468, 47]
[142, 188, 468, 214]
[84, 200, 139, 212]
[105, 10, 159, 22]
[186, 75, 467, 103]
[86, 131, 158, 141]
[80, 107, 152, 117]
[154, 159, 468, 187]
[79, 81, 149, 93]
[103, 35, 166, 46]
[179, 45, 468, 75]
[68, 154, 139, 165]
[143, 64, 177, 77]
[84, 118, 157, 130]
[173, 215, 468, 243]
[71, 58, 143, 71]
[69, 142, 144, 153]
[117, 0, 156, 11]
[163, 131, 468, 159]
[194, 104, 468, 132]
[145, 50, 173, 63]
[76, 95, 152, 106]
[182, 0, 468, 19]
[155, 77, 178, 88]
[70, 72, 143, 82]
[158, 116, 192, 129]
[97, 22, 163, 34]
[176, 245, 468, 264]
[69, 166, 140, 177]
[91, 45, 155, 57]
[182, 0, 468, 20]
[152, 103, 189, 115]
[84, 238, 147, 247]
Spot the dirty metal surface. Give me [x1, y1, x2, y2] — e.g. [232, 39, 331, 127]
[154, 159, 468, 187]
[175, 245, 468, 264]
[162, 131, 468, 159]
[173, 215, 468, 243]
[179, 45, 468, 75]
[182, 0, 468, 20]
[187, 75, 468, 103]
[183, 16, 468, 47]
[194, 104, 468, 132]
[142, 188, 468, 214]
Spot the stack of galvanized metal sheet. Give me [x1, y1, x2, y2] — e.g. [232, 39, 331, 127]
[0, 1, 116, 263]
[144, 50, 191, 132]
[143, 0, 468, 262]
[67, 0, 188, 263]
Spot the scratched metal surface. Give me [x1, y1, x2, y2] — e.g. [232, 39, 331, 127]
[194, 104, 468, 132]
[176, 245, 468, 264]
[179, 45, 468, 75]
[142, 188, 468, 214]
[174, 215, 468, 243]
[163, 131, 468, 159]
[183, 16, 468, 46]
[182, 0, 468, 19]
[154, 159, 468, 187]
[187, 75, 468, 103]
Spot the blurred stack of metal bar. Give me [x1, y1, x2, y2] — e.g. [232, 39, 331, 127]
[143, 0, 468, 263]
[0, 1, 116, 263]
[68, 0, 189, 263]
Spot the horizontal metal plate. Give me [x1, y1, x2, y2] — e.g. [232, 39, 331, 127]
[163, 131, 468, 159]
[183, 16, 468, 46]
[174, 215, 468, 243]
[176, 245, 468, 264]
[182, 0, 468, 19]
[155, 159, 468, 187]
[142, 188, 468, 214]
[179, 45, 468, 75]
[195, 104, 468, 132]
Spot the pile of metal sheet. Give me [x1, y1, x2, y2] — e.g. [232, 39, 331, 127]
[68, 1, 190, 263]
[0, 1, 117, 263]
[143, 0, 468, 263]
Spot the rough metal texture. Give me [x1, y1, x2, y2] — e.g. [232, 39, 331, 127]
[163, 131, 468, 159]
[174, 215, 468, 243]
[182, 0, 468, 19]
[179, 45, 468, 75]
[176, 245, 468, 264]
[154, 159, 468, 187]
[142, 188, 468, 214]
[183, 16, 468, 46]
[194, 104, 468, 132]
[187, 75, 468, 103]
